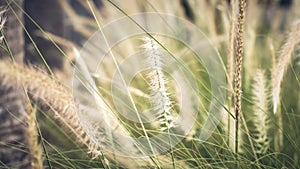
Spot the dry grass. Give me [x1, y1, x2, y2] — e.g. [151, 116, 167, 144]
[272, 20, 300, 114]
[1, 0, 300, 168]
[25, 102, 43, 169]
[0, 61, 99, 155]
[233, 0, 246, 155]
[251, 69, 270, 155]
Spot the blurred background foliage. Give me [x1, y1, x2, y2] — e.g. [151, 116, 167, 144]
[0, 0, 300, 168]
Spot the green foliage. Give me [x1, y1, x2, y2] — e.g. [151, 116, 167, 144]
[1, 0, 300, 168]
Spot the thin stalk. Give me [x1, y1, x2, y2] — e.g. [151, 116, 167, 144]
[0, 29, 15, 63]
[241, 113, 261, 168]
[227, 0, 236, 149]
[36, 119, 52, 169]
[168, 128, 176, 169]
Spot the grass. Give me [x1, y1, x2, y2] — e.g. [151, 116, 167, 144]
[0, 0, 300, 168]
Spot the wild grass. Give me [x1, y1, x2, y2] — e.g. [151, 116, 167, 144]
[25, 99, 43, 169]
[251, 69, 270, 155]
[233, 0, 246, 157]
[0, 0, 300, 168]
[272, 20, 300, 114]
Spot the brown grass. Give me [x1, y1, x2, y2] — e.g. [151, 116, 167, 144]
[25, 101, 43, 169]
[0, 60, 100, 156]
[234, 0, 246, 154]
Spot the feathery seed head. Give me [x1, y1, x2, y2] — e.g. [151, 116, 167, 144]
[252, 69, 270, 154]
[143, 36, 175, 131]
[272, 20, 300, 114]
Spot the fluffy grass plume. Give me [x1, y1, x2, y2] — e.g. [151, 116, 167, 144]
[0, 61, 104, 158]
[25, 104, 43, 169]
[251, 69, 270, 154]
[143, 36, 175, 131]
[234, 0, 246, 154]
[272, 20, 300, 114]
